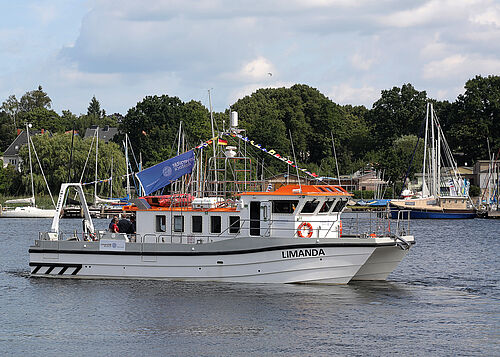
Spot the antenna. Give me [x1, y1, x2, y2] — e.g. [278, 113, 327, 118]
[289, 129, 302, 192]
[331, 131, 341, 186]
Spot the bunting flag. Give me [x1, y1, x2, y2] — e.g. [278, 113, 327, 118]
[226, 132, 321, 180]
[194, 132, 321, 180]
[195, 136, 219, 149]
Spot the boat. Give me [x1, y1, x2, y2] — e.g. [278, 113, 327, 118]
[390, 103, 476, 219]
[1, 125, 56, 218]
[29, 112, 414, 283]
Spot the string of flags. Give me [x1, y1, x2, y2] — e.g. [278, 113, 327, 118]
[194, 132, 321, 180]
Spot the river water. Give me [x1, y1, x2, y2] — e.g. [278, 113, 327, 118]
[1, 217, 498, 356]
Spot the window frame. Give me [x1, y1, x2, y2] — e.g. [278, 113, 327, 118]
[192, 215, 203, 233]
[229, 216, 240, 234]
[210, 216, 222, 234]
[155, 215, 166, 232]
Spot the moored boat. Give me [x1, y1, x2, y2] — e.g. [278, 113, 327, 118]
[390, 103, 476, 219]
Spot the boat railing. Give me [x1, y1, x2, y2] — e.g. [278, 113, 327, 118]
[37, 209, 410, 243]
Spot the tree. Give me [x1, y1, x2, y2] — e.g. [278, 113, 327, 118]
[19, 85, 52, 113]
[379, 135, 424, 185]
[1, 94, 20, 127]
[0, 164, 22, 196]
[366, 84, 428, 150]
[18, 107, 62, 132]
[0, 111, 16, 152]
[18, 133, 127, 196]
[446, 75, 500, 163]
[120, 95, 211, 167]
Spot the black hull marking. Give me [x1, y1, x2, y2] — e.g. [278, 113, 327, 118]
[29, 263, 82, 276]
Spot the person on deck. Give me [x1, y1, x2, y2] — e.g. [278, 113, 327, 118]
[109, 215, 118, 232]
[110, 217, 119, 233]
[117, 216, 133, 234]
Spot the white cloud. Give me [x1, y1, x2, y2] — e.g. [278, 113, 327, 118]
[350, 53, 375, 71]
[470, 4, 500, 27]
[423, 54, 500, 80]
[237, 57, 276, 81]
[2, 0, 500, 115]
[327, 84, 380, 106]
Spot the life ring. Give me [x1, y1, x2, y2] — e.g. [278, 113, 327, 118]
[297, 222, 313, 238]
[339, 220, 342, 237]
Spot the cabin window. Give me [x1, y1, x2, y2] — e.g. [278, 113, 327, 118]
[300, 200, 319, 214]
[156, 215, 166, 232]
[319, 200, 335, 213]
[210, 216, 222, 234]
[229, 216, 240, 234]
[173, 215, 184, 232]
[332, 199, 347, 212]
[272, 200, 299, 214]
[192, 216, 202, 233]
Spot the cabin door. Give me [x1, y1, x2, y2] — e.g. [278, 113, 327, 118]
[260, 201, 272, 237]
[250, 201, 260, 236]
[250, 201, 272, 237]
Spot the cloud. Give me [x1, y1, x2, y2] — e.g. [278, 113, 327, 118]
[237, 57, 276, 81]
[423, 54, 500, 80]
[327, 84, 380, 106]
[2, 0, 500, 115]
[470, 4, 500, 27]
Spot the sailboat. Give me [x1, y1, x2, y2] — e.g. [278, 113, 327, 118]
[1, 125, 57, 218]
[390, 103, 476, 219]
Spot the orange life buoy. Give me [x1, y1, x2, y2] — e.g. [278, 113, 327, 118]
[339, 220, 342, 237]
[297, 222, 313, 238]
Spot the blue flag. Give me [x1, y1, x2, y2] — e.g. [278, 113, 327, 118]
[136, 150, 195, 195]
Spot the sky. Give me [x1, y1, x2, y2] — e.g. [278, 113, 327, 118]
[1, 0, 500, 116]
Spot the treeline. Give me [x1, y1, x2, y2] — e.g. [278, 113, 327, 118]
[1, 75, 499, 197]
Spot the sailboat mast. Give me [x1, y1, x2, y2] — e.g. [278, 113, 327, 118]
[125, 134, 130, 199]
[26, 124, 35, 205]
[422, 103, 429, 197]
[94, 126, 99, 204]
[430, 104, 437, 197]
[208, 90, 217, 196]
[436, 107, 441, 196]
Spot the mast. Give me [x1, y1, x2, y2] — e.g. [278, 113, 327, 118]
[94, 126, 99, 204]
[436, 106, 441, 196]
[422, 103, 430, 197]
[125, 134, 131, 199]
[208, 90, 217, 196]
[26, 124, 35, 205]
[430, 104, 437, 197]
[331, 131, 341, 186]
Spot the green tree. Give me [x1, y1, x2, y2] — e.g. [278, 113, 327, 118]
[120, 95, 211, 166]
[18, 107, 62, 132]
[0, 111, 16, 152]
[0, 164, 22, 196]
[1, 94, 20, 128]
[446, 75, 500, 163]
[379, 135, 424, 185]
[366, 84, 428, 149]
[18, 133, 127, 197]
[19, 85, 52, 113]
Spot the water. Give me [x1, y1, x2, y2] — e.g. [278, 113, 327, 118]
[1, 218, 499, 356]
